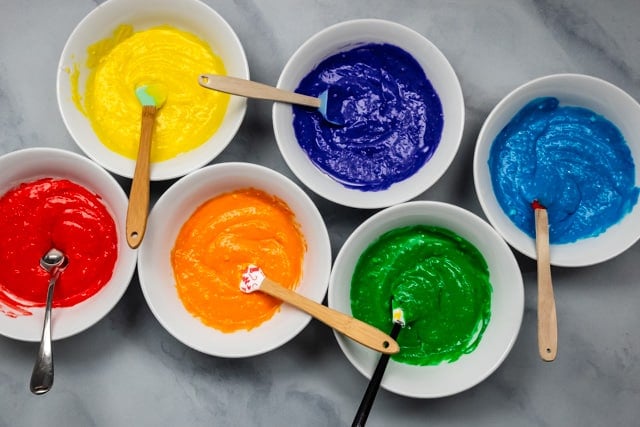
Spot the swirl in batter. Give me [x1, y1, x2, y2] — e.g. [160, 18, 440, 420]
[488, 97, 639, 243]
[293, 43, 444, 191]
[0, 178, 118, 317]
[350, 225, 492, 366]
[71, 24, 229, 162]
[171, 188, 306, 332]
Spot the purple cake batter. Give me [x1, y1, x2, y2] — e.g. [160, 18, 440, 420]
[293, 43, 444, 191]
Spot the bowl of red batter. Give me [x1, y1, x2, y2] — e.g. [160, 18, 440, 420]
[138, 162, 332, 357]
[0, 148, 137, 341]
[273, 19, 465, 209]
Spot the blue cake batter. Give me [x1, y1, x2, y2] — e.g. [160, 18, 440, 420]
[488, 97, 639, 244]
[292, 43, 444, 191]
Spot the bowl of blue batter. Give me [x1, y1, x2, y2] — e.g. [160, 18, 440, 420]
[273, 19, 464, 209]
[474, 74, 640, 267]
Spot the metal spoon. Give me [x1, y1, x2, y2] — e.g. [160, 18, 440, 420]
[30, 248, 68, 395]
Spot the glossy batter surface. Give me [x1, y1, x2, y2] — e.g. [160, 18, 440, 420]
[72, 24, 229, 162]
[489, 97, 639, 243]
[350, 225, 492, 365]
[0, 178, 118, 317]
[171, 189, 306, 332]
[293, 43, 444, 191]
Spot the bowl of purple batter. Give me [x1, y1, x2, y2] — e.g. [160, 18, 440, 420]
[273, 19, 464, 209]
[473, 74, 640, 267]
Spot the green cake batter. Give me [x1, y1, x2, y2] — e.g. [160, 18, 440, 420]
[350, 225, 493, 365]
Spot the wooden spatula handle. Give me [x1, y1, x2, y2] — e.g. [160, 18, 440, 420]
[535, 207, 558, 361]
[199, 74, 321, 108]
[126, 105, 156, 249]
[259, 278, 399, 354]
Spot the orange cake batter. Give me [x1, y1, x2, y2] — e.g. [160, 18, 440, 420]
[171, 188, 306, 332]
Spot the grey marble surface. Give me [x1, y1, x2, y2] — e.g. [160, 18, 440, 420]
[1, 0, 640, 426]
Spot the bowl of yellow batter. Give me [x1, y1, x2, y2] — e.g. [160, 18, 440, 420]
[137, 162, 332, 357]
[57, 0, 249, 180]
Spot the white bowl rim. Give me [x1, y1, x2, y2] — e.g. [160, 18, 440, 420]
[473, 72, 640, 267]
[0, 147, 137, 342]
[328, 200, 524, 398]
[137, 161, 332, 357]
[273, 18, 465, 209]
[56, 0, 249, 181]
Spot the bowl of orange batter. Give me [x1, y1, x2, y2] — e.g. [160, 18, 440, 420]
[57, 0, 249, 180]
[137, 162, 332, 357]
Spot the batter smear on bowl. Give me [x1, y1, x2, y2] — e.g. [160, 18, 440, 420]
[171, 188, 306, 332]
[0, 178, 118, 317]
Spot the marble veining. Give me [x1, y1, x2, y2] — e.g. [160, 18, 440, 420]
[532, 0, 640, 85]
[1, 1, 640, 426]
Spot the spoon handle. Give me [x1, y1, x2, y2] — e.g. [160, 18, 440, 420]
[352, 322, 402, 427]
[259, 278, 399, 354]
[126, 105, 156, 249]
[199, 74, 321, 108]
[535, 207, 558, 361]
[30, 273, 59, 394]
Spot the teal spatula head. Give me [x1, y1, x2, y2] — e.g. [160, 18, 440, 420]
[135, 84, 167, 108]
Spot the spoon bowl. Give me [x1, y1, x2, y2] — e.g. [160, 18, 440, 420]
[40, 249, 67, 272]
[30, 248, 68, 395]
[138, 162, 332, 358]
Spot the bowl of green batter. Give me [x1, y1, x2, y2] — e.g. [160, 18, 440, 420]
[328, 201, 524, 398]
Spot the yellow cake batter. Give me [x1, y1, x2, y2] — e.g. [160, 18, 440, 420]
[71, 24, 229, 162]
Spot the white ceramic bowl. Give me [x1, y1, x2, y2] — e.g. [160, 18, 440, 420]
[57, 0, 249, 181]
[138, 162, 332, 357]
[0, 148, 137, 342]
[328, 201, 523, 398]
[473, 74, 640, 267]
[273, 19, 464, 209]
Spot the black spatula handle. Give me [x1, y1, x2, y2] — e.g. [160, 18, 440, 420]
[352, 322, 402, 427]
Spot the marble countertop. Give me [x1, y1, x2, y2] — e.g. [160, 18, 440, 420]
[1, 1, 639, 426]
